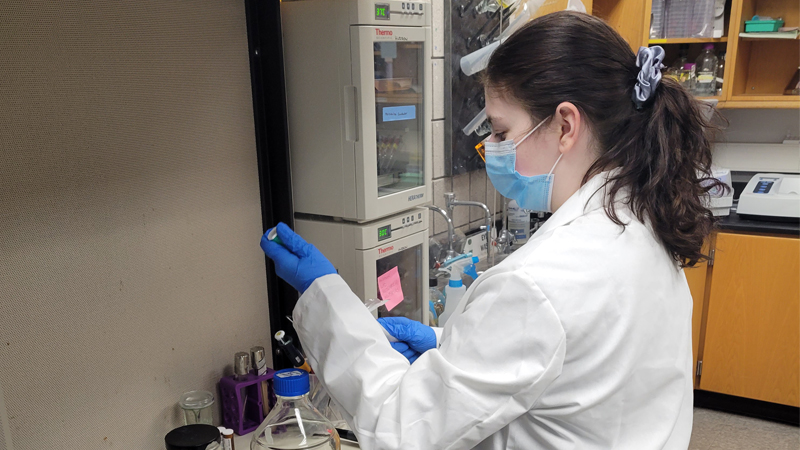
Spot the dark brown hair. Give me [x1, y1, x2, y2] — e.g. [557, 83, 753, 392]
[484, 11, 722, 267]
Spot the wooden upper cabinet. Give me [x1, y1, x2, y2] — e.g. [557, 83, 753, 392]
[536, 0, 594, 17]
[593, 0, 800, 108]
[699, 232, 800, 407]
[592, 0, 650, 49]
[724, 0, 800, 108]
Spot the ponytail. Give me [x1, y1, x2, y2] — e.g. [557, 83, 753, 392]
[589, 77, 722, 267]
[485, 11, 723, 267]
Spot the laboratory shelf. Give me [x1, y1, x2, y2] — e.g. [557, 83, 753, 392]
[375, 92, 423, 104]
[692, 95, 726, 108]
[648, 37, 729, 45]
[725, 95, 800, 109]
[738, 32, 800, 40]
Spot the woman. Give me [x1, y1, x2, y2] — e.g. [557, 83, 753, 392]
[262, 11, 720, 450]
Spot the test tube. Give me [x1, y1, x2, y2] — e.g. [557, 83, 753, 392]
[266, 228, 284, 246]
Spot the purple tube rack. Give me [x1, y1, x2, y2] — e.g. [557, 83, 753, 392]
[219, 369, 276, 436]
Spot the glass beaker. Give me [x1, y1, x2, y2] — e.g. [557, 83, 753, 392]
[179, 390, 215, 425]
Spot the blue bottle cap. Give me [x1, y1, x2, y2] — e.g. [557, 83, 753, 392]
[273, 369, 310, 397]
[448, 279, 463, 288]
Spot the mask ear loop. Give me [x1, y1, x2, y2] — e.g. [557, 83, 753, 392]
[515, 116, 548, 147]
[544, 153, 563, 212]
[548, 154, 563, 176]
[517, 115, 561, 175]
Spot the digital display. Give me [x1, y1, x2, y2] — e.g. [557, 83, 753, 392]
[375, 3, 390, 19]
[754, 180, 775, 194]
[378, 225, 392, 241]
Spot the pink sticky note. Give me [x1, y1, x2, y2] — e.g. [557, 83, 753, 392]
[377, 266, 404, 311]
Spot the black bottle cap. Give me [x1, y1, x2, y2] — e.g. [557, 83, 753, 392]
[165, 424, 221, 450]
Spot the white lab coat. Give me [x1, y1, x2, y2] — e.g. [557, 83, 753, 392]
[292, 171, 694, 450]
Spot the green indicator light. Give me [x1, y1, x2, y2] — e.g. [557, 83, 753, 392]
[375, 3, 390, 19]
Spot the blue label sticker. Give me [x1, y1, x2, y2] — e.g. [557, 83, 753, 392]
[382, 105, 416, 122]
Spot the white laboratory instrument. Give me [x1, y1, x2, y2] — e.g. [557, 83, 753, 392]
[712, 0, 725, 38]
[281, 0, 432, 222]
[706, 167, 733, 216]
[737, 173, 800, 220]
[295, 208, 430, 324]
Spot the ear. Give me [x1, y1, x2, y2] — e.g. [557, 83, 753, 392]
[554, 102, 582, 155]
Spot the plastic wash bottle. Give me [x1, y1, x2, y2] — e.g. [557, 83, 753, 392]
[438, 253, 478, 326]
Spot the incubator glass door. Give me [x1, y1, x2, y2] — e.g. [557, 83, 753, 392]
[375, 244, 424, 323]
[352, 25, 431, 220]
[374, 41, 425, 197]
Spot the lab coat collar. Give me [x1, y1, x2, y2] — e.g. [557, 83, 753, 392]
[534, 169, 621, 238]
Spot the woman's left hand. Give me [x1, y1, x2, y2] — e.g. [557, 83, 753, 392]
[378, 317, 437, 363]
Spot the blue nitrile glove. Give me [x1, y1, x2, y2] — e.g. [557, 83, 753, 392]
[378, 317, 437, 364]
[388, 342, 420, 362]
[260, 222, 337, 293]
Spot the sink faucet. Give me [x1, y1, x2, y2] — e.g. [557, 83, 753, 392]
[444, 192, 493, 264]
[425, 205, 459, 261]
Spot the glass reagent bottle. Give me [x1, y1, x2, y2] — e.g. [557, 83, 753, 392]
[251, 369, 340, 450]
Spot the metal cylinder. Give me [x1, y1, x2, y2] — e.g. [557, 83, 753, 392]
[234, 352, 250, 380]
[250, 346, 267, 376]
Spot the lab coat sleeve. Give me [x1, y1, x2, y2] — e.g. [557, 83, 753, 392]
[293, 272, 566, 450]
[432, 326, 444, 346]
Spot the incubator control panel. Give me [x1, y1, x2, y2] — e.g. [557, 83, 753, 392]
[354, 208, 429, 249]
[352, 0, 430, 26]
[374, 2, 426, 19]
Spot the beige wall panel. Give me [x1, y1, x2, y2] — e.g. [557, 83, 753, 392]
[0, 1, 270, 448]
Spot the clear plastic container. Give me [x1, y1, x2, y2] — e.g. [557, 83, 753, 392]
[650, 0, 666, 39]
[507, 200, 531, 246]
[679, 63, 697, 93]
[715, 52, 726, 96]
[688, 0, 715, 38]
[694, 44, 718, 96]
[665, 0, 714, 38]
[429, 277, 445, 327]
[665, 0, 691, 38]
[251, 369, 340, 450]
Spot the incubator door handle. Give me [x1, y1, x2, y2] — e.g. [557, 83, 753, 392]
[343, 85, 359, 142]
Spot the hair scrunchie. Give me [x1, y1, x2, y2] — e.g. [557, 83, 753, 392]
[632, 46, 666, 109]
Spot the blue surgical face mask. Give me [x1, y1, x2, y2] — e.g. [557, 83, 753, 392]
[484, 118, 563, 212]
